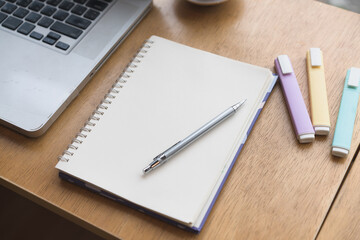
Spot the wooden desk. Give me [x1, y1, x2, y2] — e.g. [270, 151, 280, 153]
[317, 152, 360, 240]
[2, 0, 360, 239]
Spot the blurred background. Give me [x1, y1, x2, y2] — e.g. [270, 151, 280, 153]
[318, 0, 360, 13]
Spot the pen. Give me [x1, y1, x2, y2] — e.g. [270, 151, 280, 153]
[143, 100, 246, 174]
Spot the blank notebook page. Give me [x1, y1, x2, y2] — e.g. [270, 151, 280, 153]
[56, 36, 273, 226]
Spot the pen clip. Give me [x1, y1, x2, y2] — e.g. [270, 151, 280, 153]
[277, 55, 293, 75]
[310, 48, 322, 67]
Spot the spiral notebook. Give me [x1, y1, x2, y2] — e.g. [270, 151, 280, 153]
[56, 36, 277, 232]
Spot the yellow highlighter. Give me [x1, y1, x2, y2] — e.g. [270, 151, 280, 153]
[306, 48, 330, 135]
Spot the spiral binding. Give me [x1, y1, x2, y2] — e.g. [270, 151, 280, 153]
[59, 39, 155, 162]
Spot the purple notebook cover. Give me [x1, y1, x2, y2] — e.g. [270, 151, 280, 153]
[58, 75, 278, 233]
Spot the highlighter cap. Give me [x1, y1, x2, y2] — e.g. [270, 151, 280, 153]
[298, 133, 315, 143]
[332, 147, 349, 158]
[314, 126, 330, 135]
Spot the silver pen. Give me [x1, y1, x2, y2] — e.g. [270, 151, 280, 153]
[143, 99, 246, 174]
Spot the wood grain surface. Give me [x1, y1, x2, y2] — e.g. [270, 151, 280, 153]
[316, 149, 360, 240]
[1, 0, 360, 239]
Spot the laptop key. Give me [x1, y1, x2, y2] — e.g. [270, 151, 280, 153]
[65, 14, 91, 29]
[13, 7, 29, 18]
[42, 36, 56, 45]
[0, 12, 7, 23]
[86, 0, 108, 11]
[53, 10, 69, 21]
[38, 16, 53, 27]
[50, 21, 83, 39]
[59, 0, 74, 11]
[74, 0, 86, 4]
[71, 5, 87, 15]
[46, 0, 61, 6]
[29, 1, 44, 12]
[16, 0, 31, 7]
[40, 6, 56, 16]
[0, 1, 5, 8]
[55, 41, 69, 50]
[2, 16, 23, 30]
[25, 12, 41, 23]
[84, 9, 99, 20]
[17, 21, 35, 35]
[47, 31, 60, 40]
[30, 31, 43, 40]
[6, 0, 16, 3]
[1, 3, 17, 14]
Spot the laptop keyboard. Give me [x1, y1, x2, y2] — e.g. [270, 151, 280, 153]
[0, 0, 112, 52]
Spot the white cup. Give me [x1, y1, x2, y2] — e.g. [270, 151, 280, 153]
[187, 0, 228, 5]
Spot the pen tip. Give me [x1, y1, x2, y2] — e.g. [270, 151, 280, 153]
[143, 166, 151, 174]
[233, 99, 246, 111]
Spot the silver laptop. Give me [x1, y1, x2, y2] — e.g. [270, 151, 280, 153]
[0, 0, 152, 137]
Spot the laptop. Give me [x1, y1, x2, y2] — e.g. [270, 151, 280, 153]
[0, 0, 152, 137]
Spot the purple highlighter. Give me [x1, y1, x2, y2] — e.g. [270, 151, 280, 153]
[275, 55, 315, 143]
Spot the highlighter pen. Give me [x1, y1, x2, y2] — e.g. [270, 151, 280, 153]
[332, 68, 360, 157]
[306, 48, 330, 135]
[275, 55, 315, 143]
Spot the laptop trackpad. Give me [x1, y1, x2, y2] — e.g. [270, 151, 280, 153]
[73, 1, 138, 60]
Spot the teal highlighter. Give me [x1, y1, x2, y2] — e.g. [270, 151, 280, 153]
[332, 68, 360, 157]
